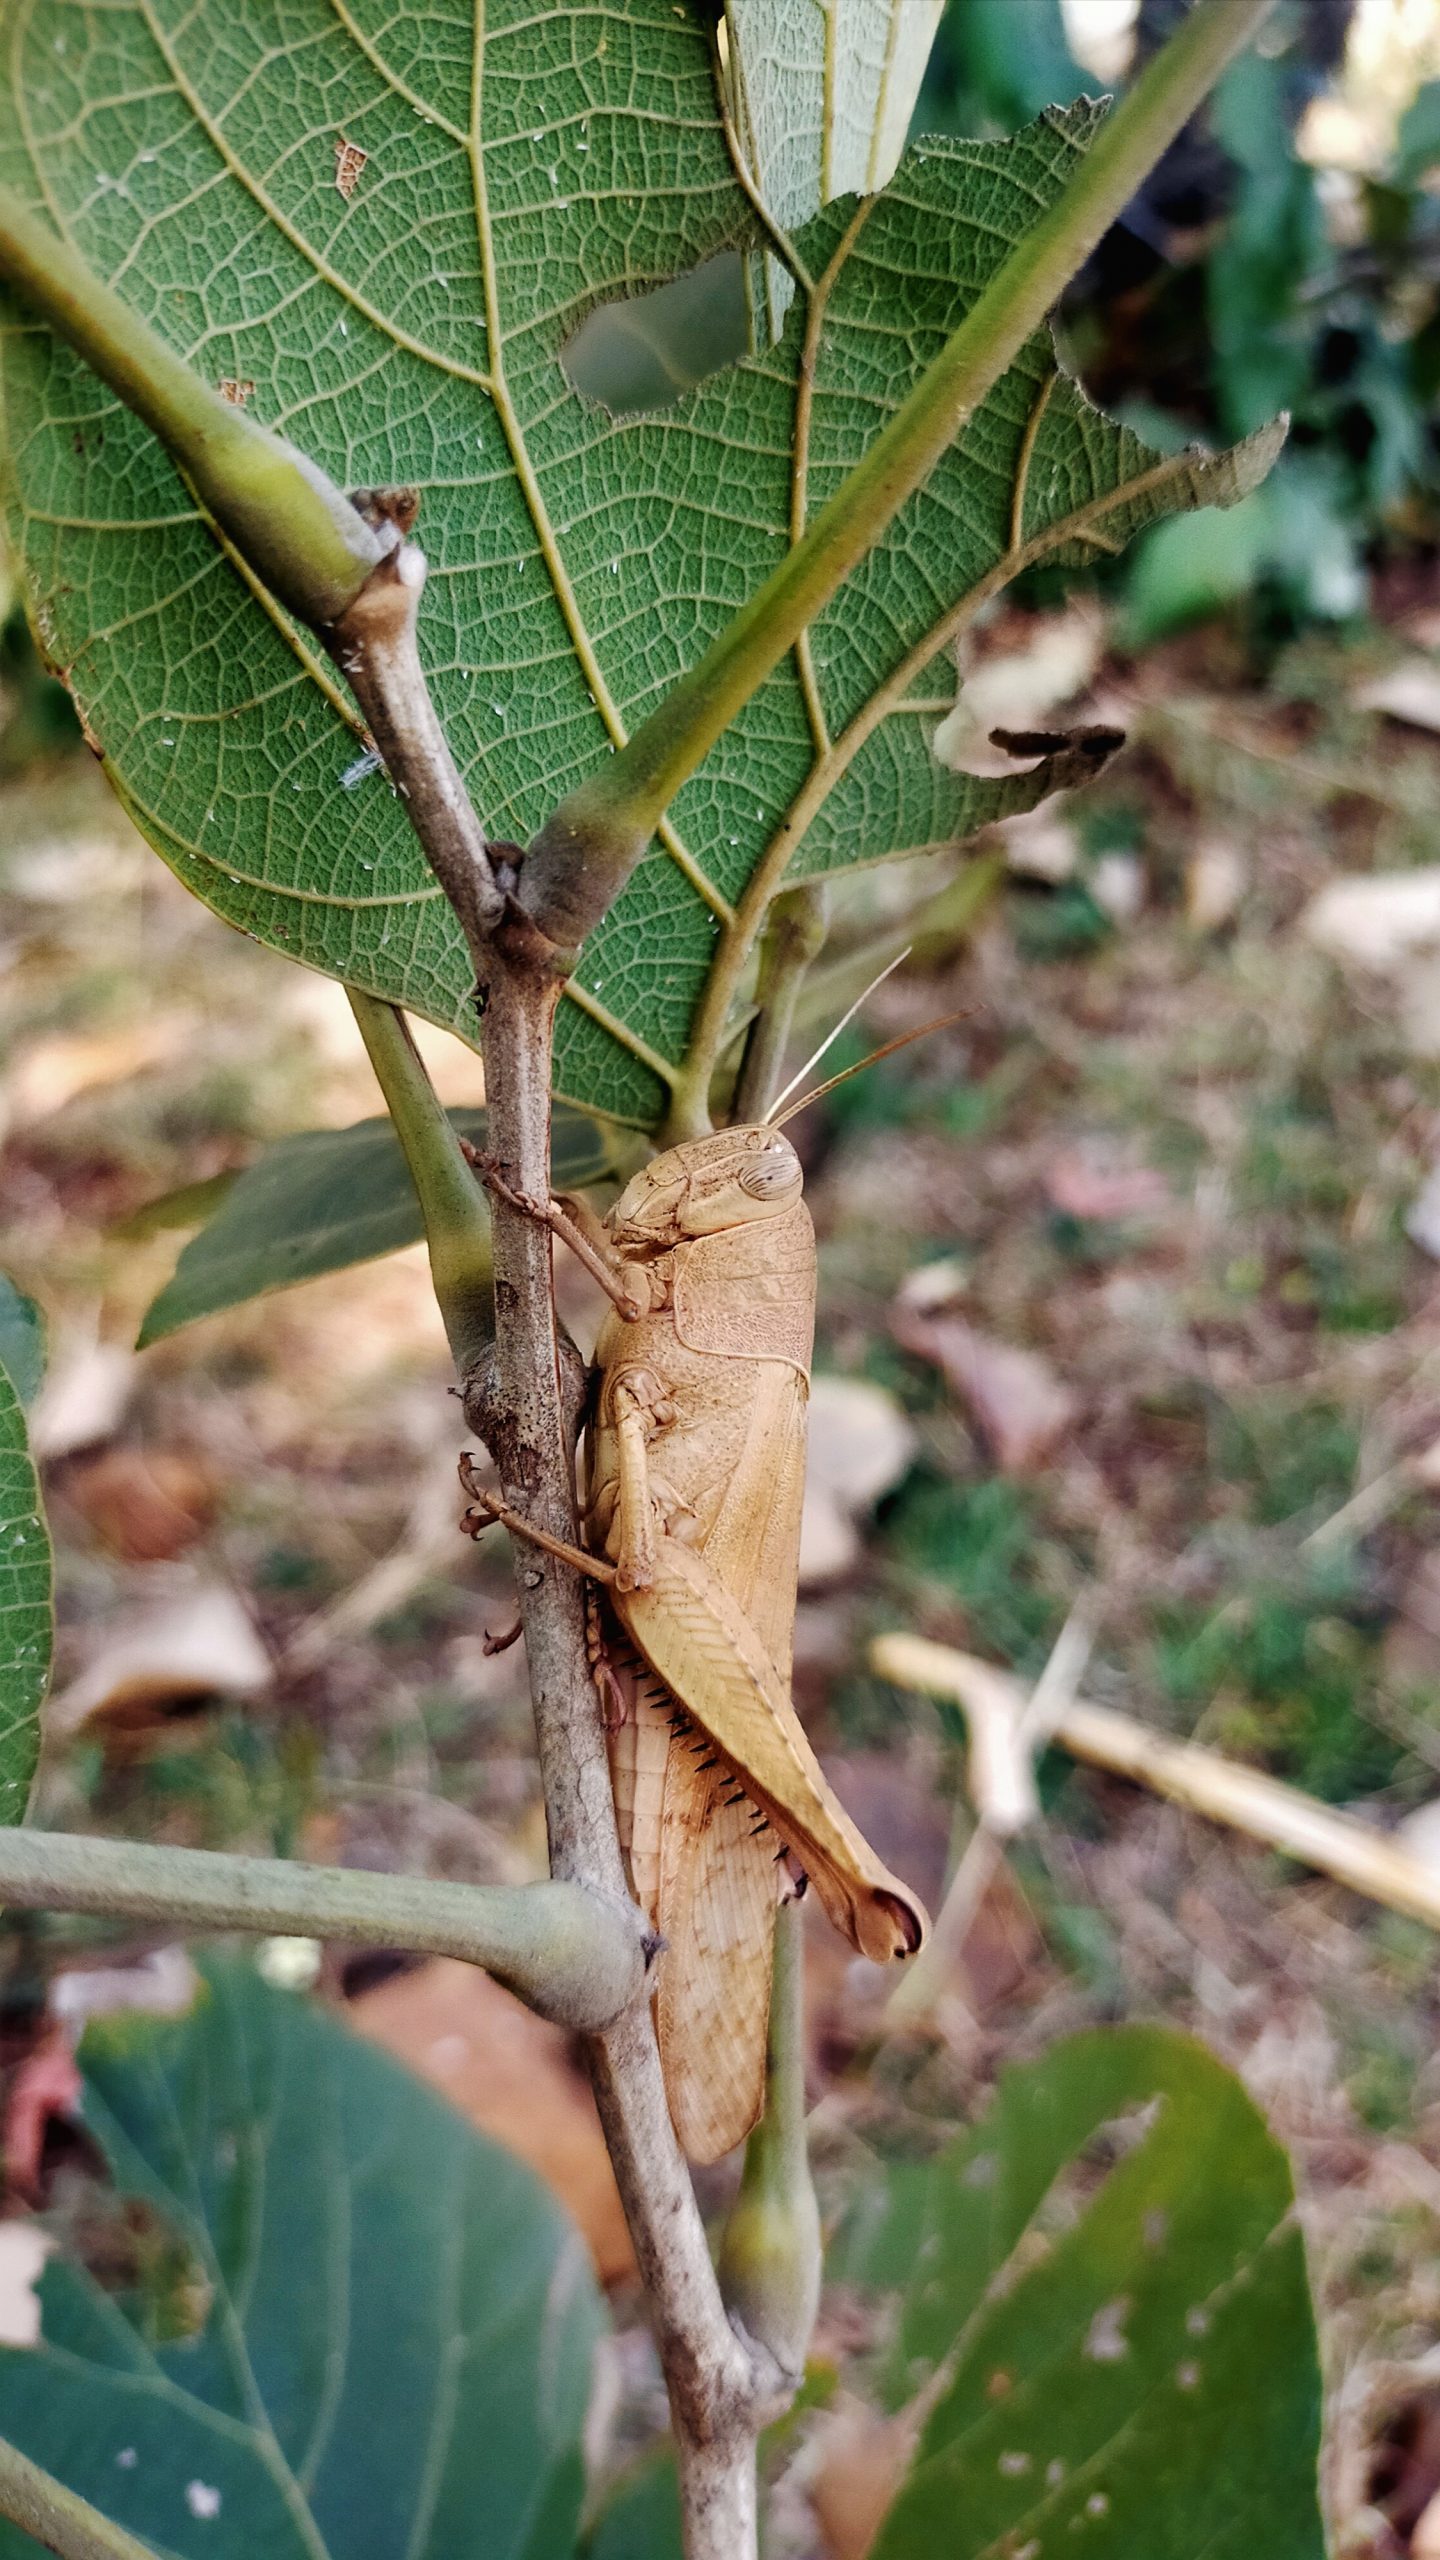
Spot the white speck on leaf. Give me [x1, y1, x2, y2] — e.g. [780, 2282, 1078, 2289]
[1086, 2494, 1110, 2519]
[116, 2450, 137, 2471]
[999, 2450, 1031, 2477]
[1084, 2298, 1130, 2363]
[185, 2483, 221, 2520]
[1176, 2360, 1201, 2390]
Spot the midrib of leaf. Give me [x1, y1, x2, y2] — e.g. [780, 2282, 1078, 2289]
[126, 2043, 337, 2560]
[677, 383, 1275, 1116]
[292, 2098, 353, 2499]
[465, 7, 730, 945]
[788, 200, 878, 759]
[909, 2228, 1300, 2560]
[398, 2148, 468, 2560]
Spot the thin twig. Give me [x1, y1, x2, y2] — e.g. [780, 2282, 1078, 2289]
[330, 536, 504, 952]
[872, 1633, 1440, 1934]
[0, 2437, 163, 2560]
[465, 922, 786, 2521]
[886, 1601, 1097, 2026]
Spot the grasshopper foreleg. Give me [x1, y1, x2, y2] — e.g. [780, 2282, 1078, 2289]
[463, 1148, 650, 1322]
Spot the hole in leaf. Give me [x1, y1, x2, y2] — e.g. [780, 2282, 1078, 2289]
[562, 251, 751, 416]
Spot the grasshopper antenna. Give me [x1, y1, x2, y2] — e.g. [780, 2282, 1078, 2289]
[762, 950, 910, 1124]
[765, 953, 972, 1130]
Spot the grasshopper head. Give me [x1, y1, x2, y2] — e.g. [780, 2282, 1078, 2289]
[608, 1126, 803, 1245]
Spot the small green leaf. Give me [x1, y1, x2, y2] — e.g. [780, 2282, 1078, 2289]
[0, 1961, 606, 2560]
[838, 2025, 1323, 2560]
[0, 1278, 44, 1410]
[137, 1106, 614, 1344]
[113, 1171, 241, 1242]
[0, 1355, 48, 1828]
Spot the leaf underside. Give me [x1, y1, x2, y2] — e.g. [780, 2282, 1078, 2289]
[0, 6, 1280, 1131]
[0, 1964, 605, 2560]
[838, 2025, 1325, 2560]
[0, 1354, 47, 1826]
[136, 1101, 615, 1342]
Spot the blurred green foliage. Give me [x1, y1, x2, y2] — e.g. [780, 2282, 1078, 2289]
[921, 0, 1440, 629]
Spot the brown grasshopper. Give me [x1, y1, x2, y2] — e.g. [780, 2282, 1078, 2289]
[464, 1092, 929, 2163]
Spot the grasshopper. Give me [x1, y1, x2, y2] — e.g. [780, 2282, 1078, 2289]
[464, 1075, 929, 2163]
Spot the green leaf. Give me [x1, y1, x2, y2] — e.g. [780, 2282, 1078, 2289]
[584, 2454, 683, 2560]
[1397, 79, 1440, 185]
[137, 1105, 614, 1345]
[0, 1961, 605, 2560]
[836, 2026, 1323, 2560]
[0, 1278, 44, 1409]
[0, 1354, 48, 1827]
[0, 23, 1279, 1130]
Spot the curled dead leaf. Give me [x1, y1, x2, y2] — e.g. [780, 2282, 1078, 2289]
[809, 2397, 919, 2560]
[47, 1582, 272, 1750]
[1044, 1152, 1169, 1223]
[59, 1445, 216, 1562]
[891, 1306, 1077, 1474]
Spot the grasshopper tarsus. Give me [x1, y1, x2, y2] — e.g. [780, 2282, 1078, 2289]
[481, 1616, 523, 1657]
[456, 1463, 616, 1586]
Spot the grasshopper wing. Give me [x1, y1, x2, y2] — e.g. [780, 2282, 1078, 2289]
[607, 1634, 782, 2160]
[617, 1540, 927, 1964]
[655, 1734, 785, 2163]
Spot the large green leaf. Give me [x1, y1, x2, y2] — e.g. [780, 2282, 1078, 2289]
[837, 2026, 1323, 2560]
[0, 1351, 47, 1825]
[0, 1962, 605, 2560]
[0, 14, 1279, 1130]
[136, 1103, 616, 1344]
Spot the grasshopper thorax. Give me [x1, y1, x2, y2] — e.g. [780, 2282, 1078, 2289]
[607, 1126, 803, 1247]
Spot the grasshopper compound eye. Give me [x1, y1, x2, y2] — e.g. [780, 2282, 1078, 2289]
[738, 1134, 801, 1199]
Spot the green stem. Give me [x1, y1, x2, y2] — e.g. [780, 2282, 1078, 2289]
[717, 1904, 821, 2380]
[348, 989, 493, 1374]
[730, 885, 830, 1125]
[0, 1831, 652, 2032]
[791, 851, 1007, 1037]
[0, 186, 386, 628]
[522, 0, 1279, 948]
[0, 2438, 163, 2560]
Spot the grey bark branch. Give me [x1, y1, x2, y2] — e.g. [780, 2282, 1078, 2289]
[328, 528, 505, 954]
[462, 913, 788, 2525]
